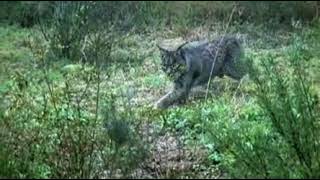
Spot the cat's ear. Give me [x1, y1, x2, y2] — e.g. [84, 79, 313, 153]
[157, 44, 169, 53]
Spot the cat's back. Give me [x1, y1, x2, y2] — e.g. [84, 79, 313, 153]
[182, 40, 208, 51]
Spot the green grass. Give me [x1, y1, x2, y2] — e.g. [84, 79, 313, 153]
[0, 25, 31, 80]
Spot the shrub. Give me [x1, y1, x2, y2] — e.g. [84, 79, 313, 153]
[0, 26, 148, 179]
[0, 1, 53, 28]
[212, 36, 320, 178]
[37, 1, 114, 66]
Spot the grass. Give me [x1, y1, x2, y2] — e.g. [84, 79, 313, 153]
[0, 25, 33, 84]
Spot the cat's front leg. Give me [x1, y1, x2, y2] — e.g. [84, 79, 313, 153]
[154, 90, 174, 109]
[155, 73, 194, 109]
[155, 88, 186, 109]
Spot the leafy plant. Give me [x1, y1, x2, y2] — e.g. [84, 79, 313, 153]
[213, 36, 320, 178]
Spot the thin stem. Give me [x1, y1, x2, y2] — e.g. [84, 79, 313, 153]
[205, 5, 237, 100]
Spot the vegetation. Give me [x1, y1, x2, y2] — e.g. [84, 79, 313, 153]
[0, 1, 320, 178]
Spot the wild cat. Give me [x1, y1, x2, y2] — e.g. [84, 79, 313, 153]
[155, 36, 247, 109]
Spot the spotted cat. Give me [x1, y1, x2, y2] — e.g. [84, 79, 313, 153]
[155, 36, 248, 109]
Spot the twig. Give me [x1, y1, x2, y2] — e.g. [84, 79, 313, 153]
[205, 5, 237, 100]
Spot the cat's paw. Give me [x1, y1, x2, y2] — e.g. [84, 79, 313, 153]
[154, 100, 168, 109]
